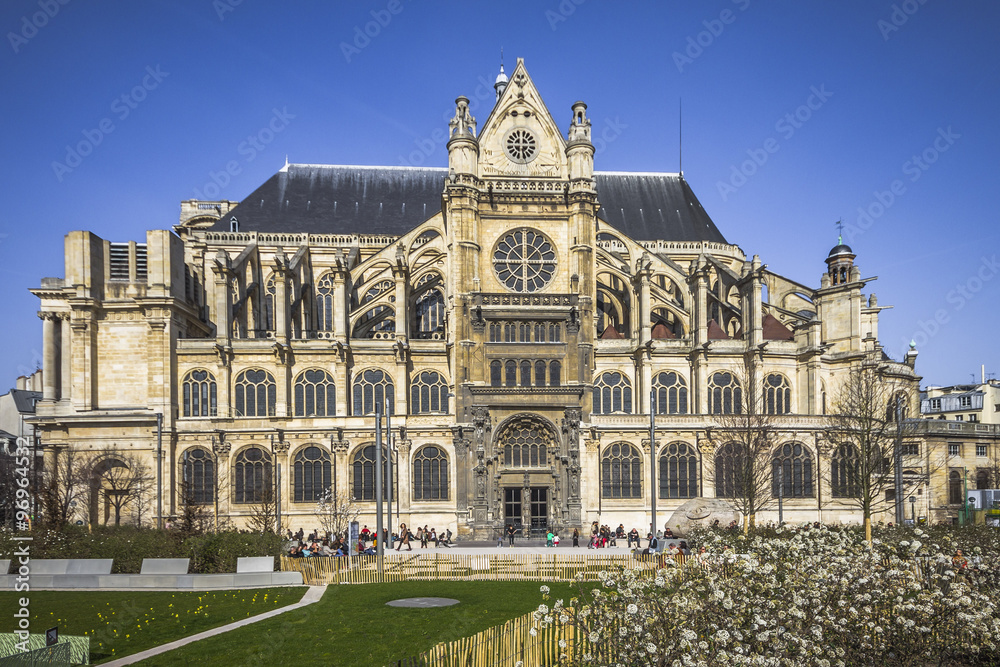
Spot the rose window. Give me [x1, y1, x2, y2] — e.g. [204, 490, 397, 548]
[493, 229, 556, 292]
[504, 129, 537, 163]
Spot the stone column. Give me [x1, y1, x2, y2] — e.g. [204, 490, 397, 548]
[698, 436, 715, 498]
[272, 437, 290, 528]
[332, 436, 351, 500]
[396, 437, 412, 517]
[59, 313, 72, 402]
[40, 312, 57, 400]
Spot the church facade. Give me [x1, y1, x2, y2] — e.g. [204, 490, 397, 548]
[32, 59, 978, 536]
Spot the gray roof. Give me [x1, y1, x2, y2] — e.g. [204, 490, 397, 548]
[209, 164, 727, 244]
[9, 389, 40, 414]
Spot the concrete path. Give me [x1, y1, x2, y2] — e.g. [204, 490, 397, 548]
[101, 585, 326, 666]
[388, 541, 686, 555]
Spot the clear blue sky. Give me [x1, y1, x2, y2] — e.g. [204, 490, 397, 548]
[1, 0, 997, 388]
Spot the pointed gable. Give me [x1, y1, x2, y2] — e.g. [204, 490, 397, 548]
[762, 313, 795, 341]
[707, 319, 730, 340]
[651, 323, 676, 339]
[600, 325, 624, 339]
[476, 59, 568, 180]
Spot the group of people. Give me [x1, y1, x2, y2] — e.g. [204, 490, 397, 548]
[393, 523, 453, 551]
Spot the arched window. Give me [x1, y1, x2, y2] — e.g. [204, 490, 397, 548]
[315, 273, 334, 332]
[714, 442, 748, 498]
[413, 274, 445, 339]
[351, 444, 390, 501]
[182, 370, 217, 417]
[413, 445, 449, 501]
[352, 369, 394, 416]
[410, 371, 449, 414]
[505, 360, 517, 387]
[765, 374, 791, 415]
[234, 447, 272, 504]
[234, 369, 276, 417]
[549, 361, 561, 386]
[659, 442, 698, 499]
[500, 418, 549, 468]
[653, 372, 688, 415]
[263, 274, 276, 333]
[977, 469, 992, 490]
[490, 360, 501, 387]
[534, 361, 546, 387]
[709, 372, 742, 415]
[520, 361, 532, 387]
[772, 442, 813, 498]
[180, 447, 214, 505]
[830, 443, 861, 498]
[887, 393, 909, 422]
[949, 469, 963, 505]
[294, 369, 336, 417]
[593, 372, 633, 414]
[293, 446, 331, 502]
[601, 443, 642, 498]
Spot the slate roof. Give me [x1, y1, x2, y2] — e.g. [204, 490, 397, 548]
[207, 164, 728, 244]
[9, 389, 40, 414]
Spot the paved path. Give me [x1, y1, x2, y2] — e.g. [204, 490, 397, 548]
[387, 542, 685, 555]
[101, 585, 326, 666]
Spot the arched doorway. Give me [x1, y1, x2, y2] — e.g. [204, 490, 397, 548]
[493, 414, 560, 537]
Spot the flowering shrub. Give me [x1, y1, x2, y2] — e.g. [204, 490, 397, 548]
[535, 524, 1000, 666]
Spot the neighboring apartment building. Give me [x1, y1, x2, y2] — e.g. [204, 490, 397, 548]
[922, 379, 1000, 424]
[0, 371, 42, 444]
[28, 59, 958, 534]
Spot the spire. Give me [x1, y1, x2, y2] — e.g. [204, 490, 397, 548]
[494, 48, 508, 101]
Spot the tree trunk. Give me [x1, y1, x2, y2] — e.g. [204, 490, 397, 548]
[864, 515, 872, 543]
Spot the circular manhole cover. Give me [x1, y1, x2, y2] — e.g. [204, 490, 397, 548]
[386, 597, 460, 608]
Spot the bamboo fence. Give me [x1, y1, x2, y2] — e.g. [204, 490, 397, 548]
[280, 552, 685, 586]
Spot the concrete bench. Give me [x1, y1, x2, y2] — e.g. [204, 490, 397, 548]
[141, 558, 190, 575]
[237, 557, 275, 573]
[0, 560, 9, 575]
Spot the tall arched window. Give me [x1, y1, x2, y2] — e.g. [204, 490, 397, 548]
[234, 369, 276, 417]
[830, 443, 860, 498]
[709, 372, 742, 415]
[234, 447, 272, 504]
[949, 469, 963, 505]
[887, 392, 909, 422]
[293, 446, 331, 502]
[714, 442, 748, 498]
[315, 273, 335, 332]
[180, 447, 214, 505]
[294, 369, 336, 417]
[534, 361, 546, 387]
[772, 442, 813, 498]
[653, 371, 688, 415]
[490, 360, 502, 387]
[601, 443, 642, 498]
[413, 273, 445, 339]
[765, 374, 791, 415]
[659, 442, 698, 499]
[520, 361, 532, 387]
[977, 469, 992, 490]
[500, 417, 550, 468]
[182, 370, 217, 417]
[505, 360, 517, 387]
[352, 369, 394, 416]
[351, 444, 390, 501]
[593, 372, 633, 414]
[410, 371, 449, 414]
[413, 445, 449, 501]
[549, 361, 561, 386]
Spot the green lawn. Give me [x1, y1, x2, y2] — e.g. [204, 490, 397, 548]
[134, 580, 587, 666]
[0, 588, 305, 664]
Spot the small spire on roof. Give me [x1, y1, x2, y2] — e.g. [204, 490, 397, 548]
[835, 218, 843, 244]
[494, 48, 508, 101]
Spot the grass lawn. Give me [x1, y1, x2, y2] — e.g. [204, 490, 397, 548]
[0, 588, 306, 664]
[134, 580, 588, 666]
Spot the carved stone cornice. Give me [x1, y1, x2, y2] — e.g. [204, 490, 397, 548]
[213, 441, 231, 457]
[331, 440, 351, 454]
[272, 440, 290, 455]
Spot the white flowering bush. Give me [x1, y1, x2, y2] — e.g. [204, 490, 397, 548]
[534, 524, 1000, 666]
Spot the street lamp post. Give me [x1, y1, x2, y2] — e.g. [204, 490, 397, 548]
[375, 402, 384, 558]
[650, 388, 657, 538]
[386, 409, 393, 550]
[909, 496, 916, 524]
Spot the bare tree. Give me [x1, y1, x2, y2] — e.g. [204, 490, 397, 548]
[39, 446, 87, 529]
[826, 360, 917, 542]
[315, 488, 360, 541]
[246, 471, 282, 535]
[708, 355, 779, 534]
[85, 446, 154, 527]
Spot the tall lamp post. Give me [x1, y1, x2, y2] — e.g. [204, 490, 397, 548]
[649, 388, 657, 538]
[375, 402, 384, 558]
[909, 495, 916, 524]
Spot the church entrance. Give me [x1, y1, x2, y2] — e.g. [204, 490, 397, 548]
[529, 487, 548, 534]
[504, 487, 522, 532]
[504, 486, 549, 537]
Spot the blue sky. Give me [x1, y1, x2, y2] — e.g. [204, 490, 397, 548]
[1, 0, 997, 388]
